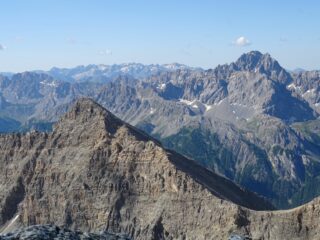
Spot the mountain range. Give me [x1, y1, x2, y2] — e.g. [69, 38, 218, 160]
[0, 51, 319, 209]
[42, 63, 198, 83]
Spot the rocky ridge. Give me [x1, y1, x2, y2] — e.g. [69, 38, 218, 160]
[1, 99, 320, 239]
[0, 98, 272, 239]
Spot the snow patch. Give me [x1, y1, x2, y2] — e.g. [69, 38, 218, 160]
[98, 65, 108, 71]
[150, 108, 155, 114]
[120, 66, 130, 73]
[288, 83, 302, 91]
[303, 88, 316, 96]
[179, 99, 201, 110]
[204, 104, 212, 111]
[179, 99, 194, 105]
[40, 81, 58, 87]
[2, 214, 20, 233]
[73, 68, 97, 80]
[179, 99, 198, 108]
[287, 83, 296, 90]
[180, 99, 216, 112]
[215, 99, 226, 105]
[164, 63, 184, 70]
[231, 102, 247, 107]
[156, 83, 166, 90]
[179, 99, 215, 112]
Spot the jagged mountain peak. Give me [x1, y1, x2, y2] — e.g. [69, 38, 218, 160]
[233, 51, 291, 84]
[65, 98, 110, 119]
[236, 51, 277, 71]
[55, 98, 126, 135]
[54, 98, 161, 149]
[240, 50, 264, 59]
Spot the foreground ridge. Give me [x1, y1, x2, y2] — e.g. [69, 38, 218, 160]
[0, 98, 320, 239]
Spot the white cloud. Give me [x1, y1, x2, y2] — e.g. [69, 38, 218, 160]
[233, 36, 251, 47]
[0, 44, 5, 50]
[99, 49, 112, 56]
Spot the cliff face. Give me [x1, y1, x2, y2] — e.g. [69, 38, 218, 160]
[0, 98, 319, 240]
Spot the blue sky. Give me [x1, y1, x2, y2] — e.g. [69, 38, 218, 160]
[0, 0, 319, 72]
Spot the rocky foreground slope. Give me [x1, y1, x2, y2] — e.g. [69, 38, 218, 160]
[0, 98, 320, 240]
[0, 225, 129, 240]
